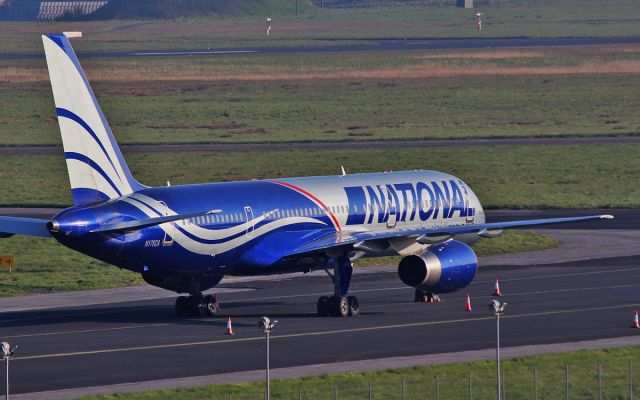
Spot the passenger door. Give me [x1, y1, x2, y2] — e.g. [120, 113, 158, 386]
[244, 206, 255, 237]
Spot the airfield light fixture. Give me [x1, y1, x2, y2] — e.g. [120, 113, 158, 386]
[259, 317, 277, 400]
[489, 301, 506, 400]
[1, 342, 16, 400]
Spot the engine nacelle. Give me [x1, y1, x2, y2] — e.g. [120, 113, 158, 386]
[397, 240, 478, 294]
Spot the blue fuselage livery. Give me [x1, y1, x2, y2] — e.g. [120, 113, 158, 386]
[0, 34, 612, 317]
[50, 171, 485, 277]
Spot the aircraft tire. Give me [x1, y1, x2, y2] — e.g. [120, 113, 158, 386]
[203, 294, 219, 316]
[317, 296, 330, 317]
[190, 297, 207, 317]
[347, 296, 359, 316]
[175, 296, 190, 317]
[334, 296, 350, 317]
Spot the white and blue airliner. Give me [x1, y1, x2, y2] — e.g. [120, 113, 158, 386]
[0, 34, 612, 317]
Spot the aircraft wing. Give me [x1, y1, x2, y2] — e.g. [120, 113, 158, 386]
[289, 214, 613, 256]
[91, 209, 221, 234]
[0, 216, 52, 238]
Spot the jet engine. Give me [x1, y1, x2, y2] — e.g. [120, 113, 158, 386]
[397, 240, 478, 293]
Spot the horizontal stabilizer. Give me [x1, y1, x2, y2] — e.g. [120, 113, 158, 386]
[0, 216, 52, 238]
[91, 209, 221, 234]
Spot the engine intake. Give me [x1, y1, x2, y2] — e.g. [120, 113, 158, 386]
[398, 240, 478, 294]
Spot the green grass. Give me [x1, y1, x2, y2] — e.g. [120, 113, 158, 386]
[472, 229, 559, 257]
[4, 74, 640, 146]
[80, 345, 640, 399]
[0, 236, 144, 296]
[1, 0, 640, 53]
[0, 143, 636, 209]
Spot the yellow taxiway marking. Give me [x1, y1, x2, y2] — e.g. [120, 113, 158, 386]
[4, 265, 638, 334]
[368, 283, 640, 309]
[222, 266, 640, 304]
[2, 323, 171, 339]
[474, 266, 640, 284]
[12, 283, 636, 339]
[9, 283, 635, 340]
[14, 302, 639, 362]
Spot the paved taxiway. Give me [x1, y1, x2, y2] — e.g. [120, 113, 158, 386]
[1, 225, 639, 397]
[3, 36, 640, 60]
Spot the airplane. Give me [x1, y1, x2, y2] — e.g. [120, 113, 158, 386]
[0, 34, 612, 318]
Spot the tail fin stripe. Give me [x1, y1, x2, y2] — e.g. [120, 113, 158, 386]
[56, 107, 123, 183]
[64, 152, 123, 197]
[44, 34, 146, 206]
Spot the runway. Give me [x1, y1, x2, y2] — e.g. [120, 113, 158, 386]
[2, 233, 639, 396]
[3, 36, 640, 60]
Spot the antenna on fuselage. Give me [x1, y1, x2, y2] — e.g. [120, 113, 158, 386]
[167, 181, 171, 187]
[340, 166, 346, 176]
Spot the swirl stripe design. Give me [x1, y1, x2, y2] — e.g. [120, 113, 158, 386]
[123, 194, 327, 256]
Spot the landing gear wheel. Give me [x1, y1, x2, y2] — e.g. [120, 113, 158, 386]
[317, 296, 330, 317]
[414, 289, 440, 303]
[347, 296, 359, 316]
[188, 296, 206, 317]
[175, 296, 190, 317]
[332, 296, 349, 317]
[203, 294, 220, 316]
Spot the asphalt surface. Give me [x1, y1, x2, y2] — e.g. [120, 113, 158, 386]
[1, 237, 639, 395]
[4, 136, 640, 156]
[3, 36, 640, 60]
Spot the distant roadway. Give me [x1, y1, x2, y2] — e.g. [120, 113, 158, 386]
[3, 136, 640, 156]
[3, 36, 640, 60]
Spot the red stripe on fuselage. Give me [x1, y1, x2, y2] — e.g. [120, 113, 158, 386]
[269, 180, 342, 232]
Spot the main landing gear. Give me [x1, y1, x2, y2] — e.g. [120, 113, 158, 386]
[175, 293, 220, 317]
[317, 258, 360, 317]
[414, 288, 440, 303]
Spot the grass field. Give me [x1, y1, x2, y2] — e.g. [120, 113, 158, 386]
[1, 0, 639, 54]
[80, 345, 640, 399]
[0, 143, 635, 209]
[0, 230, 556, 297]
[2, 45, 640, 145]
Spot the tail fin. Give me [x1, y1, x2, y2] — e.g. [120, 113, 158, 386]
[42, 34, 144, 206]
